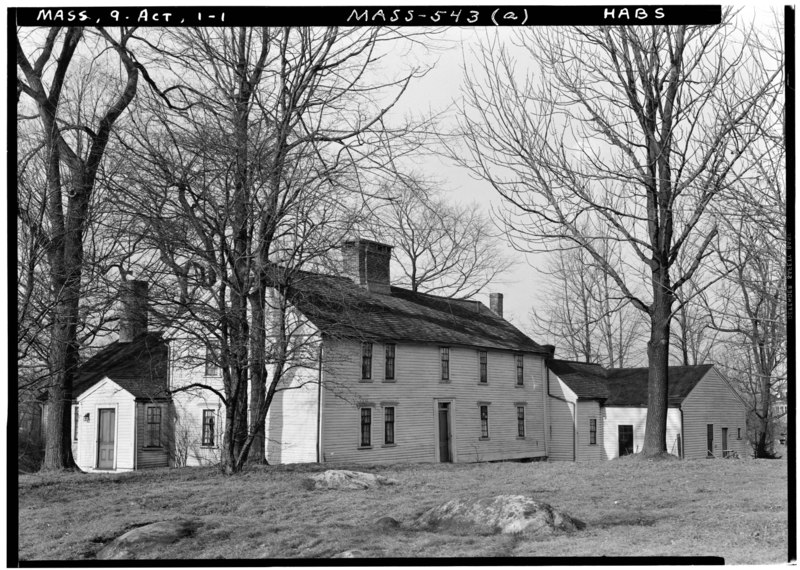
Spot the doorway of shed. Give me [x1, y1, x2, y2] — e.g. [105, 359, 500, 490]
[618, 425, 634, 457]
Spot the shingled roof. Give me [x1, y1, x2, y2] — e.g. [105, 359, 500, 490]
[285, 272, 547, 354]
[73, 332, 169, 400]
[548, 359, 610, 400]
[602, 364, 714, 407]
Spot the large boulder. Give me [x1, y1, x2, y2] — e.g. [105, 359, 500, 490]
[96, 519, 202, 560]
[305, 469, 398, 491]
[412, 495, 584, 535]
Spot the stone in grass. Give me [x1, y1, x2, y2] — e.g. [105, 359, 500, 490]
[96, 519, 202, 560]
[376, 516, 401, 530]
[333, 549, 385, 558]
[305, 469, 398, 491]
[413, 495, 585, 536]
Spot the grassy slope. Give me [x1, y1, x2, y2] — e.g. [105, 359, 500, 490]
[18, 458, 788, 563]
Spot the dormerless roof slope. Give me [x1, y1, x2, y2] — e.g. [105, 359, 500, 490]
[286, 272, 547, 354]
[548, 359, 715, 406]
[72, 332, 169, 400]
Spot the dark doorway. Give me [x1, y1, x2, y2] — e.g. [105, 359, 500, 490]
[618, 425, 634, 457]
[438, 402, 451, 462]
[97, 408, 116, 469]
[707, 424, 714, 457]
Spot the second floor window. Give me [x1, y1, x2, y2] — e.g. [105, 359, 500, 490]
[362, 342, 373, 380]
[205, 341, 221, 377]
[146, 406, 162, 447]
[589, 418, 597, 445]
[479, 350, 487, 383]
[515, 354, 524, 385]
[385, 344, 395, 380]
[441, 347, 450, 381]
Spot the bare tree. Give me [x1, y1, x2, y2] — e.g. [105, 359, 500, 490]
[114, 27, 433, 473]
[451, 17, 782, 456]
[362, 175, 513, 298]
[17, 26, 140, 470]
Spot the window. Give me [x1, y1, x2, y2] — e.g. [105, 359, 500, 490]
[384, 407, 395, 445]
[589, 418, 597, 445]
[146, 406, 162, 447]
[362, 342, 373, 380]
[480, 405, 489, 439]
[478, 350, 487, 383]
[515, 354, 524, 385]
[385, 344, 395, 381]
[517, 406, 526, 438]
[205, 341, 221, 377]
[202, 410, 216, 447]
[73, 406, 79, 441]
[441, 347, 450, 381]
[737, 428, 742, 440]
[360, 408, 372, 447]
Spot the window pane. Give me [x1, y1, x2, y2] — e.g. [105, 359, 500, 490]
[385, 344, 395, 380]
[590, 418, 597, 445]
[441, 347, 449, 381]
[385, 407, 395, 445]
[146, 407, 162, 447]
[362, 342, 373, 379]
[479, 351, 487, 383]
[202, 410, 215, 446]
[517, 406, 525, 437]
[480, 405, 489, 438]
[516, 355, 524, 385]
[361, 408, 372, 446]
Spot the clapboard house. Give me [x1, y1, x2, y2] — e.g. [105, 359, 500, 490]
[547, 359, 749, 461]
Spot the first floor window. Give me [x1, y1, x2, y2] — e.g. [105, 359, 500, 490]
[360, 408, 372, 447]
[737, 428, 742, 440]
[441, 347, 450, 381]
[205, 341, 221, 377]
[515, 354, 524, 385]
[362, 342, 373, 380]
[480, 405, 489, 438]
[384, 407, 395, 445]
[517, 406, 525, 437]
[73, 406, 79, 441]
[202, 410, 216, 446]
[146, 406, 162, 447]
[589, 418, 597, 445]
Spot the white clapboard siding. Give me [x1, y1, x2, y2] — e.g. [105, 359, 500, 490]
[135, 402, 171, 469]
[320, 340, 547, 465]
[75, 378, 136, 472]
[265, 366, 319, 464]
[681, 368, 748, 459]
[576, 400, 603, 462]
[602, 406, 682, 460]
[547, 376, 576, 462]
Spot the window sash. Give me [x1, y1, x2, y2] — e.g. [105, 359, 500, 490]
[205, 342, 221, 377]
[362, 342, 373, 380]
[441, 347, 450, 381]
[479, 351, 487, 383]
[202, 410, 216, 446]
[515, 355, 524, 385]
[589, 418, 597, 445]
[146, 406, 162, 447]
[385, 344, 395, 380]
[360, 408, 372, 447]
[517, 406, 525, 437]
[384, 407, 395, 445]
[480, 405, 489, 438]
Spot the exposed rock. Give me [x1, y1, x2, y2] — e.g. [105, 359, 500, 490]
[96, 519, 202, 560]
[376, 516, 400, 530]
[412, 495, 584, 535]
[305, 469, 398, 491]
[333, 549, 367, 558]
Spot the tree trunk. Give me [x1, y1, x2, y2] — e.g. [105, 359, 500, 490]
[642, 274, 672, 457]
[247, 284, 268, 464]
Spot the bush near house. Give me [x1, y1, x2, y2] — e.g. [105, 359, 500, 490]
[17, 458, 787, 563]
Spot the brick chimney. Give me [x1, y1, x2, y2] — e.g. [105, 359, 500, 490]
[342, 239, 392, 295]
[489, 293, 504, 318]
[119, 280, 148, 343]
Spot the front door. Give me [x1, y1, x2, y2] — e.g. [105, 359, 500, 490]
[722, 427, 728, 457]
[97, 408, 116, 469]
[618, 425, 633, 457]
[707, 424, 714, 458]
[438, 403, 451, 462]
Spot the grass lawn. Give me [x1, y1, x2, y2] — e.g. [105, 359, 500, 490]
[17, 457, 788, 563]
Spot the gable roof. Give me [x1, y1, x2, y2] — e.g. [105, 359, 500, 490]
[601, 364, 714, 407]
[548, 359, 610, 400]
[285, 272, 546, 354]
[72, 332, 169, 400]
